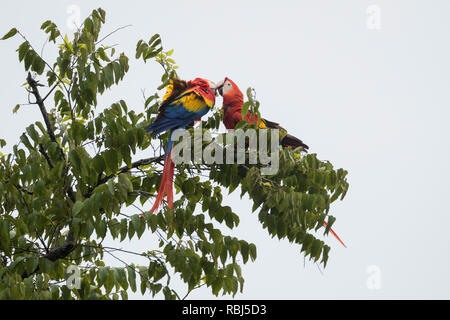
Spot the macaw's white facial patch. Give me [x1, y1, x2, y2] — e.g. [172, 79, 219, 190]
[206, 80, 217, 91]
[221, 79, 234, 95]
[216, 79, 224, 88]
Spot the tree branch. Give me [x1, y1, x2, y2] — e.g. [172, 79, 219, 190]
[26, 72, 58, 146]
[95, 24, 132, 45]
[26, 72, 76, 204]
[21, 232, 76, 279]
[44, 231, 75, 262]
[12, 182, 33, 195]
[38, 143, 54, 169]
[85, 155, 164, 198]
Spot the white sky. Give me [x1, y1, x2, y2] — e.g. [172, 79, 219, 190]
[1, 0, 450, 299]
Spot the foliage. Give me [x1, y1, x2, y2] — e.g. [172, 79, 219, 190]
[0, 8, 349, 300]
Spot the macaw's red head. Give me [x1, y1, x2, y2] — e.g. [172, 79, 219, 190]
[217, 77, 243, 109]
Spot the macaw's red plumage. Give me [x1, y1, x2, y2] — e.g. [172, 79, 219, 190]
[146, 78, 216, 214]
[221, 78, 309, 150]
[218, 77, 346, 248]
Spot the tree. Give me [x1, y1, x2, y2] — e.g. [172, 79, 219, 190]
[0, 8, 349, 299]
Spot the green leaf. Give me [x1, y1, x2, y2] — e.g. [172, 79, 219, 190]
[130, 214, 144, 238]
[39, 258, 53, 274]
[148, 34, 160, 46]
[127, 266, 137, 293]
[249, 243, 257, 261]
[13, 104, 20, 114]
[69, 149, 82, 172]
[103, 149, 118, 173]
[18, 41, 30, 62]
[92, 155, 106, 174]
[120, 219, 128, 241]
[240, 241, 249, 264]
[24, 277, 34, 298]
[97, 47, 110, 61]
[26, 125, 39, 143]
[72, 201, 84, 216]
[98, 267, 109, 286]
[24, 50, 36, 71]
[115, 268, 128, 290]
[40, 20, 52, 30]
[33, 56, 46, 74]
[107, 178, 115, 195]
[1, 28, 17, 40]
[212, 278, 222, 296]
[241, 102, 250, 120]
[25, 256, 39, 274]
[96, 220, 107, 239]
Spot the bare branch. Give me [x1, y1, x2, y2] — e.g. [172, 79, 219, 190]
[26, 72, 58, 146]
[96, 24, 132, 45]
[97, 155, 164, 186]
[38, 143, 54, 169]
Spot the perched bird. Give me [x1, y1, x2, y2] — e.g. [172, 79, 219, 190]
[216, 77, 346, 247]
[218, 77, 309, 151]
[146, 78, 217, 213]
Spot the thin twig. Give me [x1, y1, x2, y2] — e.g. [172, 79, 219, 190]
[96, 25, 132, 45]
[182, 283, 206, 300]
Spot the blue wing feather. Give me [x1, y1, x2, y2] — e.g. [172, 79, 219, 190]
[146, 104, 209, 136]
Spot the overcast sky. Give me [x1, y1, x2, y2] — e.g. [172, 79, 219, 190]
[1, 0, 450, 299]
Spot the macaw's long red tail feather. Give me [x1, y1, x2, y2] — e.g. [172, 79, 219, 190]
[165, 159, 175, 210]
[149, 153, 175, 213]
[323, 221, 347, 248]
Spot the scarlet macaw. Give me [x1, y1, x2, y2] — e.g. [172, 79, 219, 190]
[216, 77, 346, 247]
[146, 78, 217, 213]
[217, 78, 309, 150]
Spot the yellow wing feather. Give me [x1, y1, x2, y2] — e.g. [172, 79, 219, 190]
[162, 83, 174, 100]
[174, 93, 208, 112]
[162, 81, 211, 112]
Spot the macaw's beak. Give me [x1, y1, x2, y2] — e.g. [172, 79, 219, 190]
[205, 80, 217, 94]
[216, 80, 224, 96]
